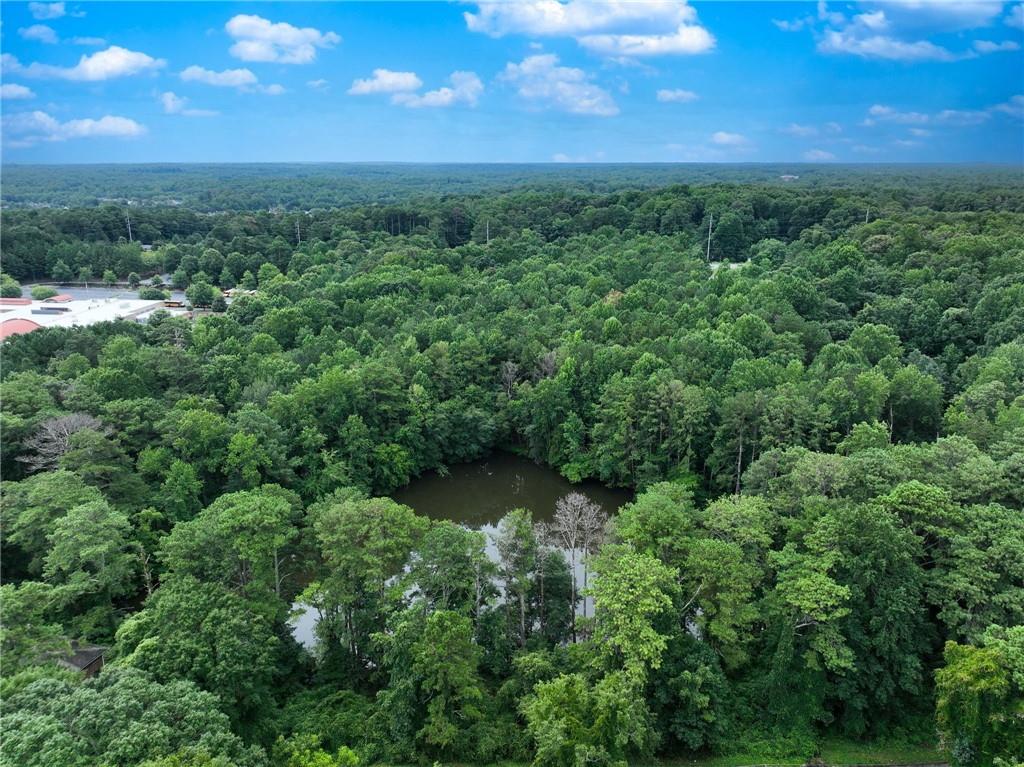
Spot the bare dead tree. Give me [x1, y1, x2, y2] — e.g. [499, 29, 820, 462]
[579, 500, 609, 620]
[17, 413, 106, 473]
[535, 350, 557, 381]
[135, 542, 156, 598]
[552, 491, 602, 641]
[500, 360, 521, 397]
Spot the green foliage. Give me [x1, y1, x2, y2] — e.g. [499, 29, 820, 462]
[2, 171, 1023, 765]
[523, 671, 655, 767]
[115, 575, 282, 729]
[936, 626, 1024, 767]
[0, 668, 263, 767]
[588, 544, 678, 678]
[30, 285, 58, 300]
[140, 286, 170, 300]
[271, 734, 359, 767]
[1, 272, 22, 297]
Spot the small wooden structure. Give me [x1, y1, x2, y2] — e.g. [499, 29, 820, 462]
[53, 642, 106, 677]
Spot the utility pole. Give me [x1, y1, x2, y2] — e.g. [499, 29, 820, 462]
[865, 206, 870, 223]
[295, 219, 301, 245]
[125, 213, 133, 243]
[486, 220, 490, 244]
[705, 212, 714, 262]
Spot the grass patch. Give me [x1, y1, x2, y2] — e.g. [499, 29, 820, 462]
[651, 737, 943, 767]
[818, 737, 943, 765]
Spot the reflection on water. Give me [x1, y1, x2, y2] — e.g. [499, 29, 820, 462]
[290, 454, 633, 650]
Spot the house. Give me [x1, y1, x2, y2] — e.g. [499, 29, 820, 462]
[44, 294, 74, 303]
[53, 642, 106, 677]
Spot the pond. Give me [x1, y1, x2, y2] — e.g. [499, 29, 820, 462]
[290, 453, 633, 649]
[391, 452, 632, 527]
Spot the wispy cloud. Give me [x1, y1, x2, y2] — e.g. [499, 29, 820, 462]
[803, 148, 836, 160]
[711, 130, 748, 146]
[0, 84, 36, 100]
[781, 122, 818, 137]
[1008, 3, 1024, 30]
[656, 88, 698, 103]
[181, 65, 258, 88]
[861, 96, 1024, 129]
[19, 24, 59, 44]
[28, 2, 65, 20]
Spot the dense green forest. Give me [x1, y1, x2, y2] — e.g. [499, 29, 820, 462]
[1, 171, 1023, 767]
[3, 162, 1022, 212]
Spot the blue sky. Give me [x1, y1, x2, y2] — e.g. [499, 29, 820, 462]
[1, 1, 1022, 163]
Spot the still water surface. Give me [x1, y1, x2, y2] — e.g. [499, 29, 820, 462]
[291, 453, 632, 649]
[391, 452, 632, 526]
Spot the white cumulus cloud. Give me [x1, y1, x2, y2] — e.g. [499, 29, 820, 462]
[19, 24, 59, 44]
[22, 46, 165, 81]
[180, 65, 258, 88]
[656, 88, 698, 103]
[3, 110, 144, 147]
[499, 54, 618, 116]
[161, 91, 218, 117]
[1, 84, 36, 100]
[226, 14, 340, 64]
[465, 1, 714, 56]
[348, 69, 422, 95]
[812, 2, 1018, 62]
[393, 71, 483, 108]
[579, 24, 714, 56]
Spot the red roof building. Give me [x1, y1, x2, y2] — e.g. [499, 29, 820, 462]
[44, 294, 74, 303]
[0, 298, 32, 306]
[0, 318, 42, 340]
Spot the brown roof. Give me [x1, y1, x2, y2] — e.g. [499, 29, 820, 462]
[0, 318, 42, 339]
[56, 644, 106, 672]
[44, 294, 74, 303]
[0, 297, 32, 306]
